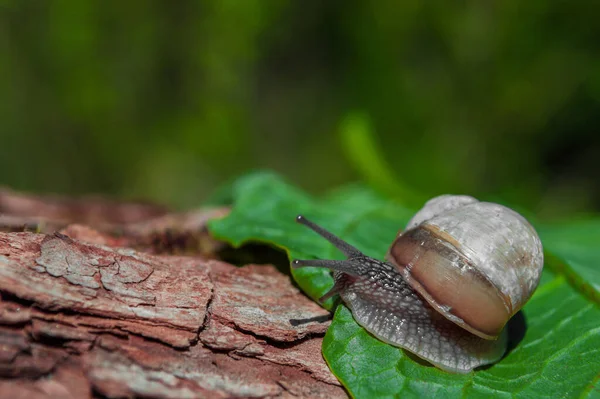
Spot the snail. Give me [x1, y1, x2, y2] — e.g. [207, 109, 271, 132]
[292, 195, 544, 373]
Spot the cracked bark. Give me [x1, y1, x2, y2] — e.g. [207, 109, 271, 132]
[0, 190, 347, 399]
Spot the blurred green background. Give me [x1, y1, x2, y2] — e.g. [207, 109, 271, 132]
[2, 1, 599, 218]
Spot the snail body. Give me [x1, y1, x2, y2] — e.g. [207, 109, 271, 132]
[292, 195, 544, 373]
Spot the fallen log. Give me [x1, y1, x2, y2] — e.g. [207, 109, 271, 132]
[0, 192, 346, 398]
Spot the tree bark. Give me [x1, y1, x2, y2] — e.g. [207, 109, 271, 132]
[0, 189, 346, 398]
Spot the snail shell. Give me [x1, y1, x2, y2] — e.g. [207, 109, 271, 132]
[292, 195, 544, 373]
[388, 195, 544, 339]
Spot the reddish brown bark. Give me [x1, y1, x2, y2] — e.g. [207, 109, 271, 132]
[0, 187, 168, 229]
[0, 190, 347, 399]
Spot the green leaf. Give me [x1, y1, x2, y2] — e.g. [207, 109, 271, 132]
[208, 171, 600, 398]
[538, 219, 600, 303]
[324, 278, 600, 399]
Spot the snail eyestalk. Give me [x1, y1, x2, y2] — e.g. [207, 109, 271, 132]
[295, 215, 362, 257]
[291, 259, 361, 276]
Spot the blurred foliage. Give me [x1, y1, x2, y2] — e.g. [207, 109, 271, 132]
[1, 1, 599, 218]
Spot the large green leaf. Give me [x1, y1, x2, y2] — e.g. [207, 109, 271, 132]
[323, 278, 599, 399]
[208, 172, 600, 399]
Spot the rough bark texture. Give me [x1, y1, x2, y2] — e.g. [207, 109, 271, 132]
[0, 189, 347, 399]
